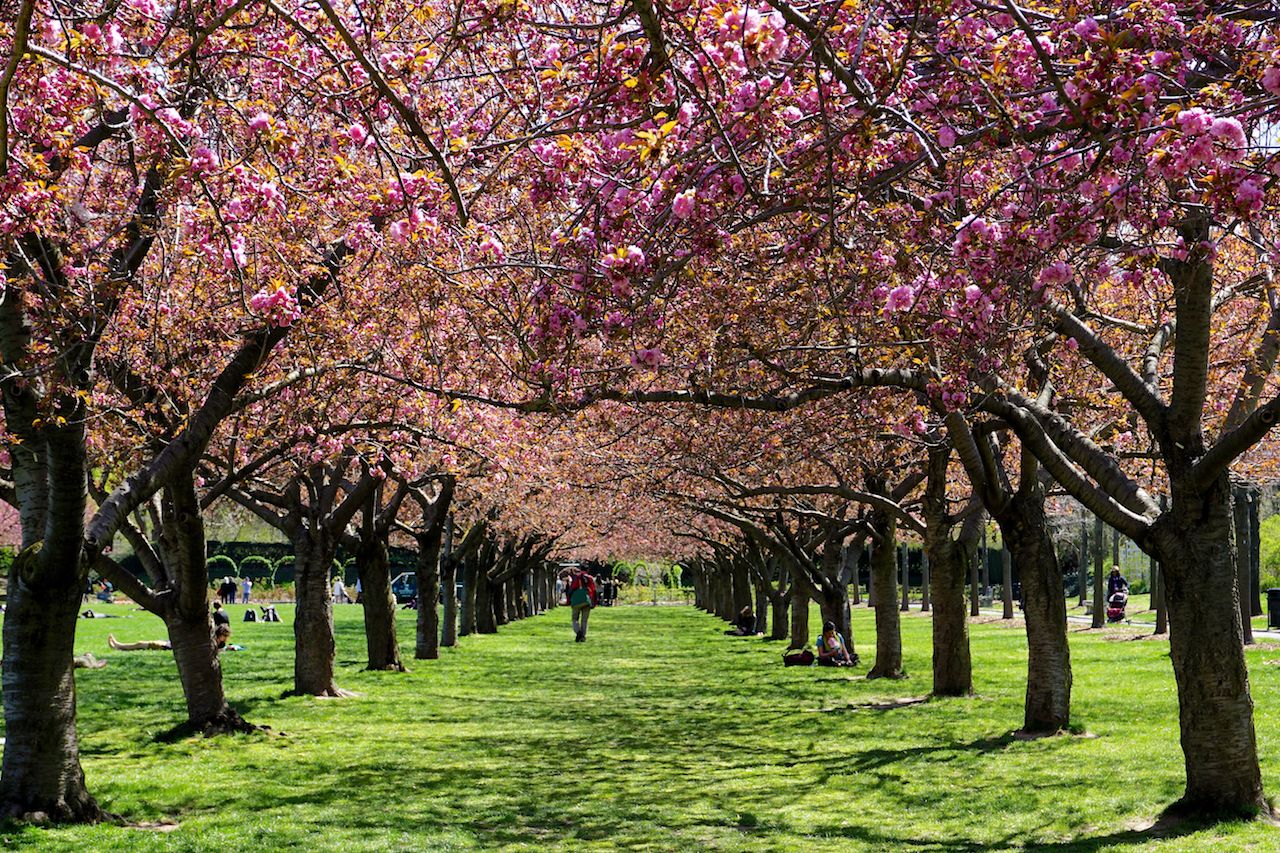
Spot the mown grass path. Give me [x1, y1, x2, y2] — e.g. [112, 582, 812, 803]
[4, 603, 1279, 850]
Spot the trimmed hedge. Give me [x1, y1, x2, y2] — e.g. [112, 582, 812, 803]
[207, 554, 237, 584]
[239, 555, 275, 584]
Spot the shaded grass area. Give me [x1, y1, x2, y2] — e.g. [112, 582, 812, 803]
[3, 601, 1279, 850]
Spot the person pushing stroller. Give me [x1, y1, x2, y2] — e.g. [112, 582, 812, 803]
[1106, 567, 1129, 623]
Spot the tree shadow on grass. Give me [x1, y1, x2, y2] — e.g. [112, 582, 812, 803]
[802, 812, 1209, 852]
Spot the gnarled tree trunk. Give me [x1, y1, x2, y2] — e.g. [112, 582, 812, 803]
[1156, 474, 1266, 816]
[0, 572, 102, 823]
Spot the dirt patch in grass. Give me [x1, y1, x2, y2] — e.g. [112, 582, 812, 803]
[125, 821, 180, 833]
[966, 614, 1023, 626]
[810, 695, 932, 714]
[1104, 631, 1170, 643]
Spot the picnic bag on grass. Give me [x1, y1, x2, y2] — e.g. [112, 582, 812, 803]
[782, 649, 814, 667]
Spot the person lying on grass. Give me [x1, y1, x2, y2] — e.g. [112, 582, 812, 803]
[815, 621, 856, 667]
[109, 625, 242, 653]
[109, 634, 170, 651]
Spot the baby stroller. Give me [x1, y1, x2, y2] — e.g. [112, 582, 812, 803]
[1106, 590, 1128, 623]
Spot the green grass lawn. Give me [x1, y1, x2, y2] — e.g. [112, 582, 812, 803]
[3, 601, 1279, 851]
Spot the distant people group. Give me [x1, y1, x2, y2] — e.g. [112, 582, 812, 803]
[217, 576, 242, 604]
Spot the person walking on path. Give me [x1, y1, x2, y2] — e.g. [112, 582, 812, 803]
[564, 569, 597, 642]
[241, 577, 253, 604]
[333, 576, 347, 604]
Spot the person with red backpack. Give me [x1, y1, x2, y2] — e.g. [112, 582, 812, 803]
[563, 568, 597, 642]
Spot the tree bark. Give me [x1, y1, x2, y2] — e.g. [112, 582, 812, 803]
[440, 556, 458, 646]
[1154, 549, 1168, 635]
[969, 538, 981, 617]
[868, 510, 904, 679]
[152, 474, 249, 734]
[1249, 492, 1262, 617]
[790, 587, 810, 649]
[0, 573, 103, 822]
[997, 490, 1071, 734]
[920, 551, 931, 612]
[357, 535, 404, 671]
[475, 572, 496, 633]
[899, 544, 910, 612]
[164, 608, 250, 734]
[293, 534, 344, 696]
[1078, 520, 1088, 607]
[1091, 514, 1105, 628]
[459, 558, 477, 636]
[1001, 545, 1014, 619]
[1234, 487, 1254, 645]
[925, 537, 972, 696]
[753, 580, 768, 636]
[1155, 474, 1266, 816]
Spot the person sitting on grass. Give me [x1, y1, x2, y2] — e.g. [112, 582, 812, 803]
[108, 634, 171, 651]
[214, 624, 244, 651]
[212, 600, 231, 627]
[726, 606, 756, 636]
[815, 621, 856, 667]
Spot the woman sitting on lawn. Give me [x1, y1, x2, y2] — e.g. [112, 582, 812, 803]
[815, 621, 856, 667]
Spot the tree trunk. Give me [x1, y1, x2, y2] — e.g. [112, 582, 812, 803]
[790, 588, 810, 649]
[997, 492, 1071, 734]
[0, 576, 103, 822]
[1001, 545, 1014, 619]
[899, 544, 910, 613]
[1153, 550, 1168, 635]
[925, 537, 972, 696]
[1091, 515, 1105, 628]
[475, 572, 496, 634]
[415, 532, 442, 660]
[719, 569, 735, 620]
[441, 557, 458, 646]
[459, 559, 477, 636]
[357, 536, 404, 671]
[920, 551, 931, 612]
[1249, 492, 1262, 617]
[165, 606, 250, 734]
[846, 546, 861, 606]
[866, 543, 875, 607]
[868, 511, 904, 679]
[293, 535, 344, 696]
[732, 560, 752, 621]
[969, 539, 981, 617]
[1078, 521, 1088, 607]
[156, 475, 251, 734]
[753, 582, 768, 636]
[1234, 487, 1254, 645]
[770, 591, 789, 641]
[1155, 474, 1267, 817]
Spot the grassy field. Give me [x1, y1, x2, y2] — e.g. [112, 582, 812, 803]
[2, 601, 1279, 851]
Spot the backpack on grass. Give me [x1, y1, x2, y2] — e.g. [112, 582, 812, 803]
[782, 649, 814, 667]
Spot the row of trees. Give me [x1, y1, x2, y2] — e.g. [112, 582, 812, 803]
[4, 0, 1280, 826]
